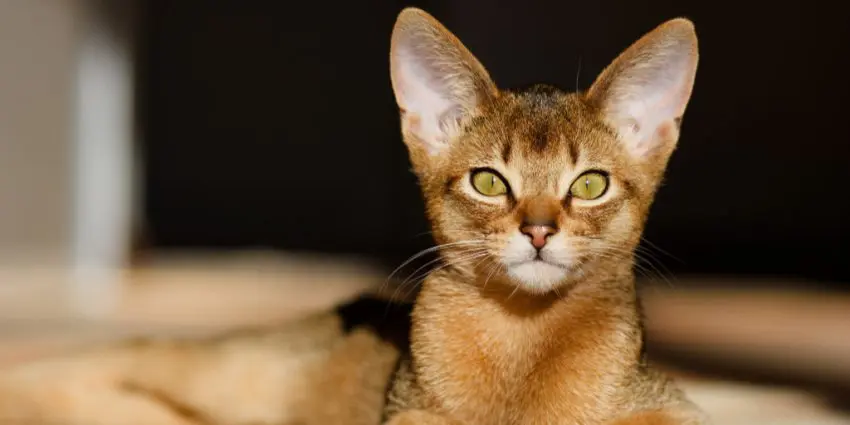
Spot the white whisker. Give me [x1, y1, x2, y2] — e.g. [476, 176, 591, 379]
[384, 239, 486, 285]
[397, 251, 490, 301]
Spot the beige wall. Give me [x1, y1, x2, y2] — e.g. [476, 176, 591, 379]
[0, 1, 136, 274]
[0, 1, 82, 266]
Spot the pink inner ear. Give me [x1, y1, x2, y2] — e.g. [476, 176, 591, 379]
[392, 48, 458, 154]
[656, 119, 678, 141]
[390, 11, 497, 156]
[603, 51, 696, 158]
[586, 18, 698, 159]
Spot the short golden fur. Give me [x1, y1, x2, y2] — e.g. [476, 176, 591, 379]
[0, 8, 704, 425]
[382, 8, 703, 424]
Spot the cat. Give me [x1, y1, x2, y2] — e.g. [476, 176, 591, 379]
[0, 7, 705, 425]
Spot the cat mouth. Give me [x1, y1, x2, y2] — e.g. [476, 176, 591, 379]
[533, 258, 569, 269]
[510, 257, 569, 270]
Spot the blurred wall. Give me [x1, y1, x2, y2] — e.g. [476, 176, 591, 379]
[0, 0, 136, 275]
[0, 1, 80, 267]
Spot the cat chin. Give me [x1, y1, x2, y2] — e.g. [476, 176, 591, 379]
[506, 260, 570, 294]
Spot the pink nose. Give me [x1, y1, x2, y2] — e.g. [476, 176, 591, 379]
[520, 224, 557, 249]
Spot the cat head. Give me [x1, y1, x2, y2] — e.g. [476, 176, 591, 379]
[390, 8, 698, 294]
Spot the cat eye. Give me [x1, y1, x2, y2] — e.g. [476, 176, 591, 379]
[470, 169, 508, 197]
[569, 171, 609, 200]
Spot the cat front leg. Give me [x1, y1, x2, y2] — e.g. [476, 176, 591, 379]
[383, 409, 462, 425]
[608, 409, 707, 425]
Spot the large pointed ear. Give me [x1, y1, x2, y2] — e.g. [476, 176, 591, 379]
[390, 8, 497, 158]
[586, 18, 699, 161]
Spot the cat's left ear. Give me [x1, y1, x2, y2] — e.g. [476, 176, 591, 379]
[586, 18, 699, 161]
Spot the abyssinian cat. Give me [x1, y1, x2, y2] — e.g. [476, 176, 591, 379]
[0, 7, 704, 425]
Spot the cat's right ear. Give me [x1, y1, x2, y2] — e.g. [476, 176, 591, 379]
[390, 8, 497, 160]
[585, 18, 698, 164]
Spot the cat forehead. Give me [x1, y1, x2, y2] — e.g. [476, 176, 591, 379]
[467, 88, 615, 162]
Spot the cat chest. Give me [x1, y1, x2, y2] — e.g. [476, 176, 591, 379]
[413, 320, 613, 424]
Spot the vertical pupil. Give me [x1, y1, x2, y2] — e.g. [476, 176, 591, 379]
[585, 177, 590, 190]
[490, 175, 495, 188]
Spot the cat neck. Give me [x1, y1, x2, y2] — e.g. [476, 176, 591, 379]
[417, 258, 640, 324]
[409, 264, 644, 423]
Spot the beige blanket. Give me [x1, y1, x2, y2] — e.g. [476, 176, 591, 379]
[0, 252, 847, 425]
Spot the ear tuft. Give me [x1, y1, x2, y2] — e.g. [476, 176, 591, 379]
[586, 18, 699, 160]
[390, 8, 496, 157]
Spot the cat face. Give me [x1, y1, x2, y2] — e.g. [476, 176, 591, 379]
[390, 9, 698, 293]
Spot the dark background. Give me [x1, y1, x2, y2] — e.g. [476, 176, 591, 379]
[136, 1, 850, 285]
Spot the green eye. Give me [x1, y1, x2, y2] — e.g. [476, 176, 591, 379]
[471, 170, 508, 196]
[570, 171, 609, 200]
